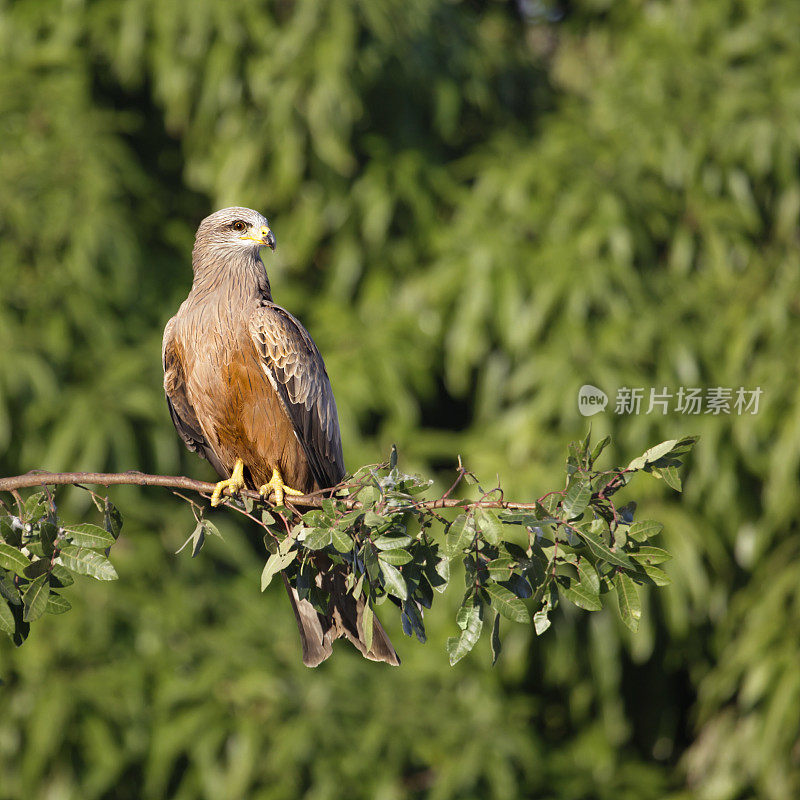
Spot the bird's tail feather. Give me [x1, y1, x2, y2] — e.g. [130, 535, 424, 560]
[281, 570, 400, 667]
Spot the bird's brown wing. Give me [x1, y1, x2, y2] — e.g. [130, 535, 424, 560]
[162, 315, 227, 477]
[248, 303, 345, 489]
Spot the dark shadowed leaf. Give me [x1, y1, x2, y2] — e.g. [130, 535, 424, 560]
[401, 599, 426, 643]
[104, 498, 123, 538]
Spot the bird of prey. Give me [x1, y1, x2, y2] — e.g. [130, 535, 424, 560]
[162, 207, 399, 667]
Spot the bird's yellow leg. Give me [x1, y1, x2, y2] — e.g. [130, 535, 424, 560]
[211, 458, 246, 507]
[258, 467, 304, 506]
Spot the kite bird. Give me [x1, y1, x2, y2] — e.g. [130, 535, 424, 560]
[162, 207, 399, 667]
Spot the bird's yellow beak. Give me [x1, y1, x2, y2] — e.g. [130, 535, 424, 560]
[240, 225, 277, 252]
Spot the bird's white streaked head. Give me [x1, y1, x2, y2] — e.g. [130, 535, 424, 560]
[195, 207, 276, 255]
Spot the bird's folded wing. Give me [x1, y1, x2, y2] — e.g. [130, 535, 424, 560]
[162, 315, 229, 481]
[249, 303, 345, 489]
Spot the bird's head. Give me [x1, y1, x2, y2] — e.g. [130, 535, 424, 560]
[194, 207, 277, 257]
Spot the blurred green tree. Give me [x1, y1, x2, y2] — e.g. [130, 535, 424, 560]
[0, 0, 799, 798]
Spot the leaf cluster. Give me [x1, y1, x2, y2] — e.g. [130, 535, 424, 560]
[0, 491, 120, 645]
[182, 435, 696, 666]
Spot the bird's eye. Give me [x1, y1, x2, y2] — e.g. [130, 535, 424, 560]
[232, 220, 246, 232]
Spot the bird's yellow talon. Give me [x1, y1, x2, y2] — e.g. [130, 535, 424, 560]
[259, 467, 303, 506]
[211, 458, 246, 506]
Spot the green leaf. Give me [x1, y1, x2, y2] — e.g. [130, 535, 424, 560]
[626, 436, 697, 471]
[357, 486, 379, 506]
[574, 520, 634, 569]
[39, 521, 58, 556]
[372, 533, 412, 550]
[561, 475, 591, 519]
[487, 557, 514, 581]
[22, 574, 50, 622]
[491, 612, 501, 665]
[23, 492, 47, 523]
[380, 561, 408, 600]
[363, 510, 387, 530]
[446, 599, 483, 665]
[62, 523, 116, 550]
[202, 520, 223, 539]
[576, 559, 600, 594]
[631, 546, 671, 565]
[475, 507, 504, 545]
[629, 520, 664, 542]
[302, 528, 333, 550]
[590, 435, 612, 466]
[0, 543, 31, 576]
[657, 465, 682, 491]
[49, 564, 74, 587]
[56, 546, 118, 581]
[637, 563, 671, 586]
[500, 507, 559, 527]
[0, 574, 21, 605]
[45, 592, 71, 615]
[260, 550, 297, 591]
[23, 559, 51, 579]
[562, 578, 603, 611]
[614, 572, 641, 631]
[533, 608, 551, 636]
[362, 601, 374, 652]
[377, 548, 413, 565]
[445, 514, 476, 557]
[330, 528, 353, 553]
[0, 517, 19, 546]
[0, 600, 14, 635]
[483, 582, 529, 623]
[175, 522, 205, 557]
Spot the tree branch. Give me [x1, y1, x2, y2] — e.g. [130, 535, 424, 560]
[0, 470, 543, 511]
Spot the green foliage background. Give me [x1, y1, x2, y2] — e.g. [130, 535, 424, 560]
[1, 0, 798, 797]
